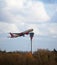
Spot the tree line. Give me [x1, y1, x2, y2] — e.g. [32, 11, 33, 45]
[0, 49, 57, 65]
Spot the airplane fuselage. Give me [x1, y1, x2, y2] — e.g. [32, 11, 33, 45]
[9, 29, 33, 38]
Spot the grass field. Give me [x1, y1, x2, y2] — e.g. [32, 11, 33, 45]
[0, 49, 57, 65]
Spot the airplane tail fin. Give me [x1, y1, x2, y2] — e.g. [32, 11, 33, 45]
[9, 33, 14, 38]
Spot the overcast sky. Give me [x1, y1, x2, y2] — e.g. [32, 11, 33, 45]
[0, 0, 57, 52]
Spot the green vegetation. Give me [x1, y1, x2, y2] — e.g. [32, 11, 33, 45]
[0, 49, 57, 65]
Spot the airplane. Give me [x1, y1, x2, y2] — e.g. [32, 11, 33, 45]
[8, 29, 33, 38]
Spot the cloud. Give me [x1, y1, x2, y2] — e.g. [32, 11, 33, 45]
[39, 0, 57, 4]
[45, 4, 57, 18]
[5, 0, 26, 9]
[48, 23, 57, 34]
[0, 0, 50, 23]
[27, 23, 57, 37]
[24, 1, 50, 22]
[1, 21, 57, 38]
[51, 12, 57, 23]
[0, 0, 57, 38]
[0, 22, 19, 33]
